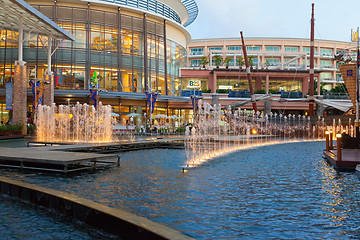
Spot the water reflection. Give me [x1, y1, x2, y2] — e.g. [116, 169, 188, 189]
[1, 141, 360, 239]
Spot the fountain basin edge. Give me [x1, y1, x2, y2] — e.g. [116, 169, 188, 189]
[0, 176, 194, 240]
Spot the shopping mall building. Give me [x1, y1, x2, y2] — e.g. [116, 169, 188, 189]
[0, 0, 198, 123]
[0, 0, 355, 124]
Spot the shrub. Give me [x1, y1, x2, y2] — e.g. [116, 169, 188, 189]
[202, 89, 212, 93]
[217, 89, 229, 94]
[269, 89, 278, 94]
[254, 89, 266, 94]
[0, 124, 23, 135]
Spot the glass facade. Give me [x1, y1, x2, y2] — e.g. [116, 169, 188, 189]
[0, 4, 186, 96]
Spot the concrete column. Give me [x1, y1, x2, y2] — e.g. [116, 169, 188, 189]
[13, 61, 27, 135]
[209, 72, 216, 93]
[302, 77, 309, 97]
[265, 73, 269, 94]
[43, 36, 54, 106]
[255, 76, 261, 91]
[43, 72, 54, 106]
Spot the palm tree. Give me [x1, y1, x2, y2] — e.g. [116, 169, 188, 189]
[224, 56, 232, 68]
[200, 56, 209, 68]
[213, 55, 222, 68]
[248, 56, 254, 69]
[237, 56, 245, 69]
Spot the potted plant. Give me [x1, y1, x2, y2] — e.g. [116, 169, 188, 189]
[248, 56, 254, 69]
[200, 56, 209, 68]
[213, 55, 222, 68]
[237, 56, 245, 69]
[265, 60, 270, 70]
[224, 56, 232, 69]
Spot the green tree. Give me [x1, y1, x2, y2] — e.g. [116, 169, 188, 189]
[213, 55, 222, 68]
[248, 56, 254, 67]
[200, 56, 209, 68]
[237, 56, 245, 69]
[224, 56, 232, 68]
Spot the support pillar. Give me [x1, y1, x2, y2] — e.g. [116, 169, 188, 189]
[209, 72, 216, 93]
[265, 73, 269, 94]
[43, 36, 54, 106]
[255, 76, 261, 91]
[43, 72, 54, 106]
[13, 61, 27, 135]
[13, 17, 27, 135]
[302, 77, 309, 98]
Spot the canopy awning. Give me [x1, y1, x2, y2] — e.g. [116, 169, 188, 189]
[314, 99, 353, 113]
[0, 0, 74, 41]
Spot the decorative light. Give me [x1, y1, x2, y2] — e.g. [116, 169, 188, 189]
[336, 133, 342, 138]
[325, 131, 329, 135]
[251, 129, 257, 135]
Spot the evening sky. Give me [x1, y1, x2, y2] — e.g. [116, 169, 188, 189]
[187, 0, 358, 42]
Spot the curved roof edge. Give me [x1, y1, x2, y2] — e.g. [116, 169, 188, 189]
[179, 0, 198, 27]
[157, 0, 188, 25]
[85, 0, 191, 46]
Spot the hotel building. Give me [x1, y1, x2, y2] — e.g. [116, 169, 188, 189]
[183, 37, 356, 93]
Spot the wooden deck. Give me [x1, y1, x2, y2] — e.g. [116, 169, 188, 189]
[0, 147, 120, 173]
[0, 138, 186, 173]
[323, 149, 360, 171]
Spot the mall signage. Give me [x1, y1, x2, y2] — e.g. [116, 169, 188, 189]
[187, 80, 201, 88]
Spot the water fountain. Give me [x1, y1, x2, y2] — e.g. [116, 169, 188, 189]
[184, 100, 349, 169]
[35, 102, 114, 143]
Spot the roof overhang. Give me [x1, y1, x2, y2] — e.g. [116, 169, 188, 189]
[157, 0, 189, 25]
[0, 0, 74, 41]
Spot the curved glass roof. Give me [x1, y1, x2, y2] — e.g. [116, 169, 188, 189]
[99, 0, 198, 26]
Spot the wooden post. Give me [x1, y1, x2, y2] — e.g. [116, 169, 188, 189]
[325, 131, 329, 151]
[336, 133, 342, 161]
[240, 31, 257, 112]
[329, 131, 333, 149]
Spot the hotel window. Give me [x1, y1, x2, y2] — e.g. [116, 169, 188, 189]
[191, 59, 200, 67]
[320, 60, 332, 69]
[190, 47, 204, 55]
[320, 48, 332, 56]
[247, 46, 260, 51]
[303, 47, 318, 55]
[320, 72, 332, 81]
[209, 47, 222, 51]
[266, 46, 280, 51]
[209, 47, 222, 55]
[227, 46, 241, 51]
[265, 58, 280, 66]
[285, 47, 298, 52]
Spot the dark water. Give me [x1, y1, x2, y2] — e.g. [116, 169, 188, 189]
[0, 195, 119, 239]
[2, 141, 360, 239]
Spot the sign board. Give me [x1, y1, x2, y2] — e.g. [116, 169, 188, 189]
[219, 85, 233, 90]
[187, 80, 201, 88]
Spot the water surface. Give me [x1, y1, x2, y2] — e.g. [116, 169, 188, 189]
[1, 141, 360, 239]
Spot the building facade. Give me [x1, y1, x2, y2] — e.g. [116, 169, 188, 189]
[185, 37, 356, 93]
[0, 0, 198, 123]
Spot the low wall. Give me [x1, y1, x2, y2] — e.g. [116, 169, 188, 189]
[0, 176, 194, 240]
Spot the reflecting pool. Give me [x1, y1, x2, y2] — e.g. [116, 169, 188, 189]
[1, 141, 360, 239]
[0, 195, 119, 239]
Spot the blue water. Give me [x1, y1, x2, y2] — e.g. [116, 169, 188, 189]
[0, 195, 119, 239]
[2, 141, 360, 239]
